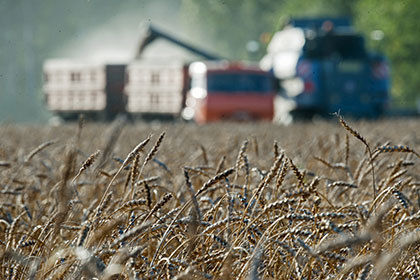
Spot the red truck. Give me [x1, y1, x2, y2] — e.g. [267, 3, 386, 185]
[43, 25, 275, 123]
[184, 61, 275, 123]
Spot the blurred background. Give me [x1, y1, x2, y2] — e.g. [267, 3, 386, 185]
[1, 0, 419, 123]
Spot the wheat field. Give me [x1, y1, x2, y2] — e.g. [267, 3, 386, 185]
[0, 117, 419, 279]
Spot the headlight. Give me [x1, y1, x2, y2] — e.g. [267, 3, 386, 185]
[181, 107, 195, 120]
[190, 88, 207, 99]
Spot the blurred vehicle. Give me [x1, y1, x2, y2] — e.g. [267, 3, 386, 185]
[43, 60, 126, 121]
[184, 61, 275, 123]
[124, 61, 188, 119]
[261, 17, 391, 119]
[124, 24, 216, 121]
[43, 25, 275, 123]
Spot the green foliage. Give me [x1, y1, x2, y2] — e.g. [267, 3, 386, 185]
[180, 0, 284, 60]
[355, 0, 420, 106]
[280, 0, 354, 17]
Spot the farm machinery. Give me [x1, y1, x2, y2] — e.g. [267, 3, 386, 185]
[261, 17, 391, 120]
[43, 18, 390, 122]
[43, 61, 127, 121]
[43, 25, 275, 122]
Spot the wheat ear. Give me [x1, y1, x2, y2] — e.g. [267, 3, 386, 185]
[335, 112, 377, 198]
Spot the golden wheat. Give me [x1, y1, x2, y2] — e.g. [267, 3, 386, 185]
[0, 119, 418, 279]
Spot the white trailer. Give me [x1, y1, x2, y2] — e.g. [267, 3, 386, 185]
[124, 61, 187, 117]
[43, 59, 126, 120]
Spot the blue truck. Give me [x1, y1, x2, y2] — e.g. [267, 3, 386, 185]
[261, 17, 391, 119]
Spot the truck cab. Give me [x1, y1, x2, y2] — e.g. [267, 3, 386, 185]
[184, 61, 275, 123]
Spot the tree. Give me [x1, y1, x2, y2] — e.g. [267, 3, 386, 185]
[355, 0, 420, 107]
[180, 0, 285, 60]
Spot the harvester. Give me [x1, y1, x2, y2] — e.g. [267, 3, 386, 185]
[261, 17, 390, 120]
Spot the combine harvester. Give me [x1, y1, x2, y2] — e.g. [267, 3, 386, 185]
[43, 25, 275, 123]
[261, 17, 391, 122]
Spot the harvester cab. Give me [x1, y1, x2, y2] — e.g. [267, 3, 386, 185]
[261, 17, 390, 120]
